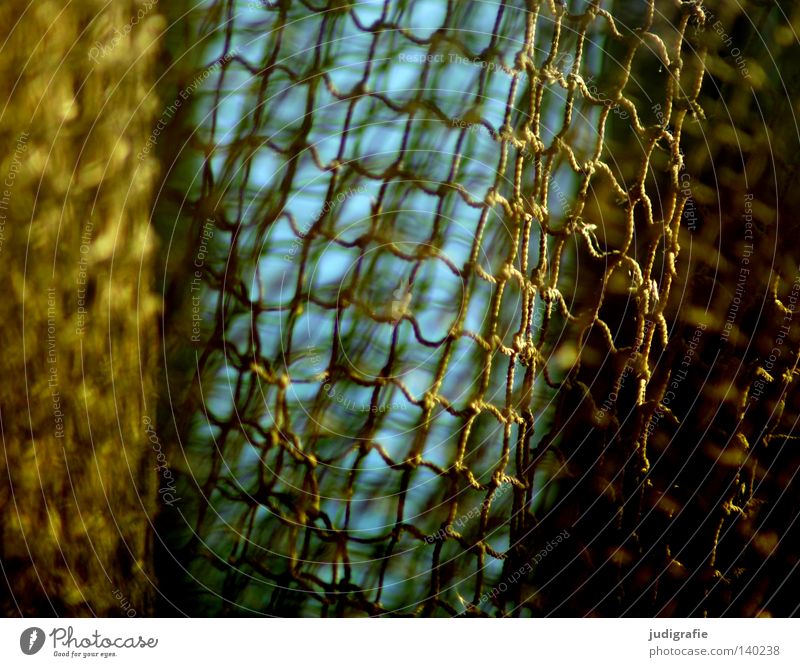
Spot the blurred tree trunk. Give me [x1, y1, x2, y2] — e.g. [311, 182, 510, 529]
[0, 0, 163, 615]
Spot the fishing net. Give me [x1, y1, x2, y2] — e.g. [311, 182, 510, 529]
[156, 0, 730, 617]
[4, 0, 800, 620]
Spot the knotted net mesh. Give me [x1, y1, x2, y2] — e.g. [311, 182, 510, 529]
[155, 0, 798, 617]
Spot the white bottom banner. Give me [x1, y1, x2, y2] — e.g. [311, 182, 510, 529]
[1, 618, 797, 666]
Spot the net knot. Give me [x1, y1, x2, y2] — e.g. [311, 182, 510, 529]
[513, 333, 536, 367]
[541, 286, 560, 304]
[524, 131, 544, 155]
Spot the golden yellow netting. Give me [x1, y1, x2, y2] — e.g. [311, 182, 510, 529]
[161, 0, 724, 617]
